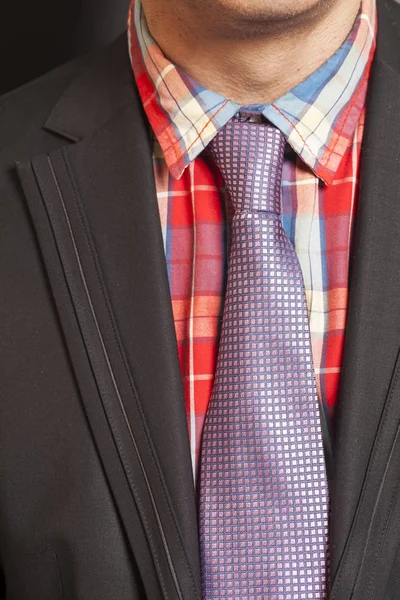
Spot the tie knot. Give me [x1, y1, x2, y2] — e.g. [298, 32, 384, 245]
[207, 117, 286, 214]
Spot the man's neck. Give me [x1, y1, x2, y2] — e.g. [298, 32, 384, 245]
[141, 0, 362, 104]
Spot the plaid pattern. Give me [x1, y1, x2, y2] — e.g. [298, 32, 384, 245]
[128, 0, 377, 480]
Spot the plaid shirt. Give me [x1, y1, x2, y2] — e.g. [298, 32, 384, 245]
[128, 0, 377, 481]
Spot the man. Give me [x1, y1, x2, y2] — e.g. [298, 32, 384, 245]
[0, 0, 399, 597]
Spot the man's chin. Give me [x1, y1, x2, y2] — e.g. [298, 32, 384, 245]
[184, 0, 334, 40]
[199, 0, 331, 21]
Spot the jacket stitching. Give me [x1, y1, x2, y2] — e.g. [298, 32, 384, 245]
[61, 149, 199, 600]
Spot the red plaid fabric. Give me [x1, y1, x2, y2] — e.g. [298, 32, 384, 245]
[128, 0, 377, 480]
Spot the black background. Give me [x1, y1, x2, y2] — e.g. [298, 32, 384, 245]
[0, 0, 130, 95]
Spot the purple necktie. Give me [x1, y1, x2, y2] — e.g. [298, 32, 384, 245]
[199, 116, 329, 599]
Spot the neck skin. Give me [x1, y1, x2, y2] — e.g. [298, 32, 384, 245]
[141, 0, 362, 104]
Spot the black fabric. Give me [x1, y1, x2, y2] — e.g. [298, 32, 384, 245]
[330, 3, 400, 596]
[0, 2, 400, 598]
[0, 44, 145, 600]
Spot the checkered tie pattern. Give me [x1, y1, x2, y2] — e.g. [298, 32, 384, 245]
[198, 116, 330, 599]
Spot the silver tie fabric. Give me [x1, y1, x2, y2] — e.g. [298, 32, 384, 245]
[199, 116, 329, 599]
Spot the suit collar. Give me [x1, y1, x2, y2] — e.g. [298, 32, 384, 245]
[43, 34, 136, 142]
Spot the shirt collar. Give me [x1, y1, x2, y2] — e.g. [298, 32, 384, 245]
[128, 0, 377, 184]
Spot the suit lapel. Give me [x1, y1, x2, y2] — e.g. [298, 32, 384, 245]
[330, 1, 400, 597]
[16, 37, 201, 600]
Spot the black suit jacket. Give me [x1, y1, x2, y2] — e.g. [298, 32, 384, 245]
[1, 1, 400, 598]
